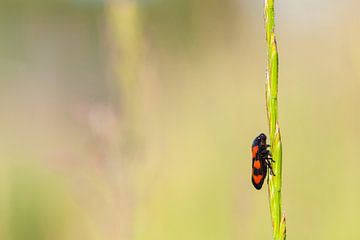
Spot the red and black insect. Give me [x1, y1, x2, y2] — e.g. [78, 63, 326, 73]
[251, 133, 275, 190]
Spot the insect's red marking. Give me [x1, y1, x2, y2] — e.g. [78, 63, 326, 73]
[252, 174, 263, 184]
[252, 146, 258, 159]
[253, 160, 261, 169]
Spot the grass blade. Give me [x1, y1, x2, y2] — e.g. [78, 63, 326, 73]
[264, 0, 286, 239]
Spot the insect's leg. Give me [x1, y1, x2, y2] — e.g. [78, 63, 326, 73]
[261, 148, 272, 156]
[265, 149, 274, 162]
[262, 150, 274, 162]
[261, 149, 271, 157]
[266, 159, 276, 176]
[269, 165, 275, 176]
[260, 152, 268, 158]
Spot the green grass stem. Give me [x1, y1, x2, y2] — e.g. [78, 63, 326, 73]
[264, 0, 286, 239]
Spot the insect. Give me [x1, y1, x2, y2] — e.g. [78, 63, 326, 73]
[251, 133, 275, 190]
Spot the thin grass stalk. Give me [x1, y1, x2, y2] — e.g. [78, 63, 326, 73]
[264, 0, 286, 239]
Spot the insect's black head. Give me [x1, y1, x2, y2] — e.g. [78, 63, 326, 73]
[258, 133, 267, 141]
[252, 133, 267, 147]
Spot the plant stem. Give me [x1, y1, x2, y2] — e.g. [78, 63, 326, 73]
[264, 0, 286, 239]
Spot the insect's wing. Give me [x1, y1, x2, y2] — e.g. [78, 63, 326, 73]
[252, 158, 267, 190]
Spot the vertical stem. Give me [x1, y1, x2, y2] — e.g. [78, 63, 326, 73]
[106, 1, 144, 155]
[264, 0, 286, 239]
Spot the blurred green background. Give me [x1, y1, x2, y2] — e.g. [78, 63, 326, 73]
[1, 0, 360, 239]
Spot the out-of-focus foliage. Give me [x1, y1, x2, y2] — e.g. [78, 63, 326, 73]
[1, 0, 360, 239]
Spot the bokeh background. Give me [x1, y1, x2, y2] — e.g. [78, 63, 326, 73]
[1, 0, 360, 239]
